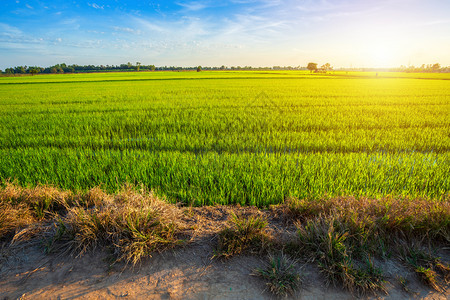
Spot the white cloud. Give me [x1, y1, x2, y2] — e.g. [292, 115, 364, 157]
[88, 3, 104, 10]
[133, 17, 166, 33]
[113, 26, 142, 35]
[0, 23, 23, 38]
[25, 3, 33, 9]
[176, 1, 208, 11]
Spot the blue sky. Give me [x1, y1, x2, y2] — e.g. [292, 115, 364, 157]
[1, 0, 449, 69]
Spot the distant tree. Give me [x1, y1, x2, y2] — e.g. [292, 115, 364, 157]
[319, 63, 332, 73]
[29, 67, 40, 76]
[307, 62, 318, 73]
[149, 65, 156, 71]
[136, 62, 141, 71]
[432, 63, 441, 72]
[15, 66, 26, 74]
[50, 67, 57, 74]
[5, 68, 14, 74]
[322, 63, 332, 71]
[197, 66, 202, 72]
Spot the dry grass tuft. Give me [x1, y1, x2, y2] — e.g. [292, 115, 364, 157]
[79, 186, 113, 208]
[0, 182, 72, 219]
[283, 196, 449, 295]
[0, 202, 35, 241]
[215, 212, 270, 258]
[55, 186, 186, 265]
[296, 217, 385, 295]
[254, 253, 301, 297]
[0, 183, 187, 265]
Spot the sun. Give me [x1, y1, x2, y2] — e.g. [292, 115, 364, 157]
[368, 45, 398, 68]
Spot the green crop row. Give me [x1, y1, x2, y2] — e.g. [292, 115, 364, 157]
[0, 148, 448, 206]
[0, 71, 449, 205]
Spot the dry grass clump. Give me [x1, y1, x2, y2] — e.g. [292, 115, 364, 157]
[296, 217, 385, 295]
[0, 182, 71, 242]
[254, 253, 301, 297]
[77, 186, 113, 208]
[0, 182, 72, 220]
[0, 202, 35, 241]
[0, 183, 187, 265]
[53, 186, 186, 265]
[215, 212, 270, 258]
[285, 196, 449, 242]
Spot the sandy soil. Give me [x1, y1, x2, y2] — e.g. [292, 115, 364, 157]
[1, 206, 448, 299]
[0, 242, 448, 300]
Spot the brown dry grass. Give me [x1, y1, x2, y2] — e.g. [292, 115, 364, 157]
[0, 183, 187, 265]
[0, 183, 448, 296]
[215, 212, 271, 258]
[282, 196, 450, 242]
[0, 202, 35, 241]
[279, 196, 449, 295]
[53, 185, 187, 265]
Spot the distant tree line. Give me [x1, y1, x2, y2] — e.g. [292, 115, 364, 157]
[2, 62, 157, 75]
[1, 62, 309, 75]
[2, 62, 448, 75]
[392, 63, 450, 73]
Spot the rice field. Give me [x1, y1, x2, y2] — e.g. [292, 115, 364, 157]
[0, 71, 449, 206]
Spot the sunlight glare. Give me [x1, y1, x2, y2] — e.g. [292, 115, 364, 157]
[369, 45, 398, 68]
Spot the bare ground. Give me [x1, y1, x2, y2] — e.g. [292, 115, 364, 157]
[0, 206, 448, 300]
[0, 243, 448, 299]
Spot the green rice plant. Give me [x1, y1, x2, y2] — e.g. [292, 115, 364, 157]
[0, 71, 449, 206]
[254, 253, 301, 297]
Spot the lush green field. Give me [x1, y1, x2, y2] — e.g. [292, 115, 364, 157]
[0, 71, 449, 206]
